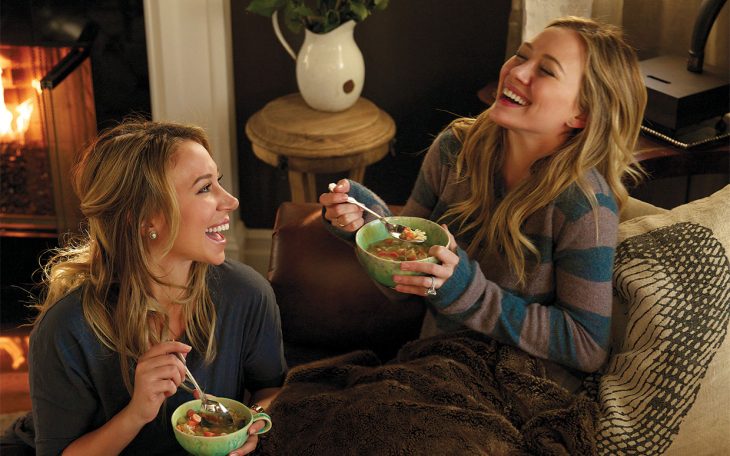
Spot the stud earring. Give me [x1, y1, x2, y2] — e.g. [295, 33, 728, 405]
[149, 231, 158, 240]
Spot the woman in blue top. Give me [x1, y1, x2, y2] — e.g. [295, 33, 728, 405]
[29, 119, 287, 455]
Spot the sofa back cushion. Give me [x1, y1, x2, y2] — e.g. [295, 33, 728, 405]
[619, 196, 667, 222]
[597, 185, 730, 455]
[268, 202, 424, 363]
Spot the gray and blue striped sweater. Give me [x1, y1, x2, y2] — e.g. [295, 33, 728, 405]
[341, 129, 618, 383]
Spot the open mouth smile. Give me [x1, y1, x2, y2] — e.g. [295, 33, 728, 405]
[205, 221, 230, 242]
[501, 87, 530, 106]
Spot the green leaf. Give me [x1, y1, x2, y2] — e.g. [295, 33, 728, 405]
[319, 0, 339, 12]
[348, 2, 370, 22]
[246, 0, 288, 17]
[247, 0, 388, 33]
[282, 6, 299, 33]
[322, 10, 341, 32]
[374, 0, 389, 11]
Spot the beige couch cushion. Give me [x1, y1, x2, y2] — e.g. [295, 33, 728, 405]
[596, 185, 730, 455]
[619, 196, 668, 222]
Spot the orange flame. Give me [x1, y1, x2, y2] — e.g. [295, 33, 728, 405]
[0, 64, 38, 143]
[0, 336, 29, 370]
[14, 98, 34, 135]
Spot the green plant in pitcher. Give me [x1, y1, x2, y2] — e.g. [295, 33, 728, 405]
[246, 0, 389, 34]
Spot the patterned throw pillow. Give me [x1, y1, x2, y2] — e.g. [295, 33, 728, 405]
[596, 185, 730, 455]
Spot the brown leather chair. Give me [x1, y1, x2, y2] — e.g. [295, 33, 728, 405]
[267, 202, 424, 366]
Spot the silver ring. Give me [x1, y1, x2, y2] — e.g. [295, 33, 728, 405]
[426, 276, 437, 296]
[250, 404, 265, 414]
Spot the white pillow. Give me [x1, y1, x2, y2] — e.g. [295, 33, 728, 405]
[596, 185, 730, 455]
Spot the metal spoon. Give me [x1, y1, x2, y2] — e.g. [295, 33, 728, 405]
[328, 183, 426, 243]
[175, 353, 234, 427]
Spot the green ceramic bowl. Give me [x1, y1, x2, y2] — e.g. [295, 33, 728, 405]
[171, 397, 271, 456]
[356, 216, 449, 288]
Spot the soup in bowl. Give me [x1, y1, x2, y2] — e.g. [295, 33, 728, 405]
[355, 216, 449, 288]
[171, 397, 271, 456]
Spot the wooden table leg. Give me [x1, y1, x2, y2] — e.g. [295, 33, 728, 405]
[304, 173, 317, 202]
[288, 171, 319, 202]
[287, 170, 307, 203]
[349, 166, 366, 183]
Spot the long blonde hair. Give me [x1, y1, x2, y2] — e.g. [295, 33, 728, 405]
[443, 16, 646, 285]
[34, 119, 218, 393]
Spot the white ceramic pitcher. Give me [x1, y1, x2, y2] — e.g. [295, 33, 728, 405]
[272, 11, 364, 112]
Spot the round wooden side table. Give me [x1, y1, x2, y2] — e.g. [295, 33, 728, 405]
[245, 93, 396, 203]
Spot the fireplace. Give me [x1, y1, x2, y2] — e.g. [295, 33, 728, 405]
[0, 25, 97, 238]
[0, 22, 97, 402]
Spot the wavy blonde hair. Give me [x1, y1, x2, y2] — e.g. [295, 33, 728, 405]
[34, 119, 218, 393]
[443, 16, 646, 285]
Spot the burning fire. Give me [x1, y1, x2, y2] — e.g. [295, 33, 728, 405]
[0, 335, 29, 370]
[0, 64, 41, 144]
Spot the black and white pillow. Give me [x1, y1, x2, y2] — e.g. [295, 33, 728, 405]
[596, 185, 730, 456]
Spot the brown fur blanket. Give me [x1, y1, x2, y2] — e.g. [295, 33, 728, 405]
[258, 331, 598, 455]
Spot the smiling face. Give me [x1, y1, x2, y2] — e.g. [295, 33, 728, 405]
[151, 140, 239, 270]
[489, 26, 587, 144]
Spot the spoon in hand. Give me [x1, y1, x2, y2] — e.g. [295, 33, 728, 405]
[175, 353, 234, 427]
[328, 183, 426, 243]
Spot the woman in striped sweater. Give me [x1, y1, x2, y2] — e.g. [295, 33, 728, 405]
[320, 17, 646, 388]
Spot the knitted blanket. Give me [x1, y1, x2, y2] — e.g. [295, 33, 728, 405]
[258, 331, 598, 455]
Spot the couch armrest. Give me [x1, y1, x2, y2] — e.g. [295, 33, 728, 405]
[268, 202, 424, 364]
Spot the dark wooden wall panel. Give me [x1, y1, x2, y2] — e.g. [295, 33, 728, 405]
[231, 1, 512, 228]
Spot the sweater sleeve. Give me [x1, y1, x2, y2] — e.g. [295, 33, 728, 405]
[321, 180, 392, 243]
[323, 128, 457, 239]
[428, 181, 618, 373]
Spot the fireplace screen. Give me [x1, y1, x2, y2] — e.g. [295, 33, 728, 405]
[0, 42, 96, 237]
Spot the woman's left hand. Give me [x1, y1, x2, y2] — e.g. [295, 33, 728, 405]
[191, 391, 265, 455]
[392, 224, 459, 296]
[228, 420, 266, 456]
